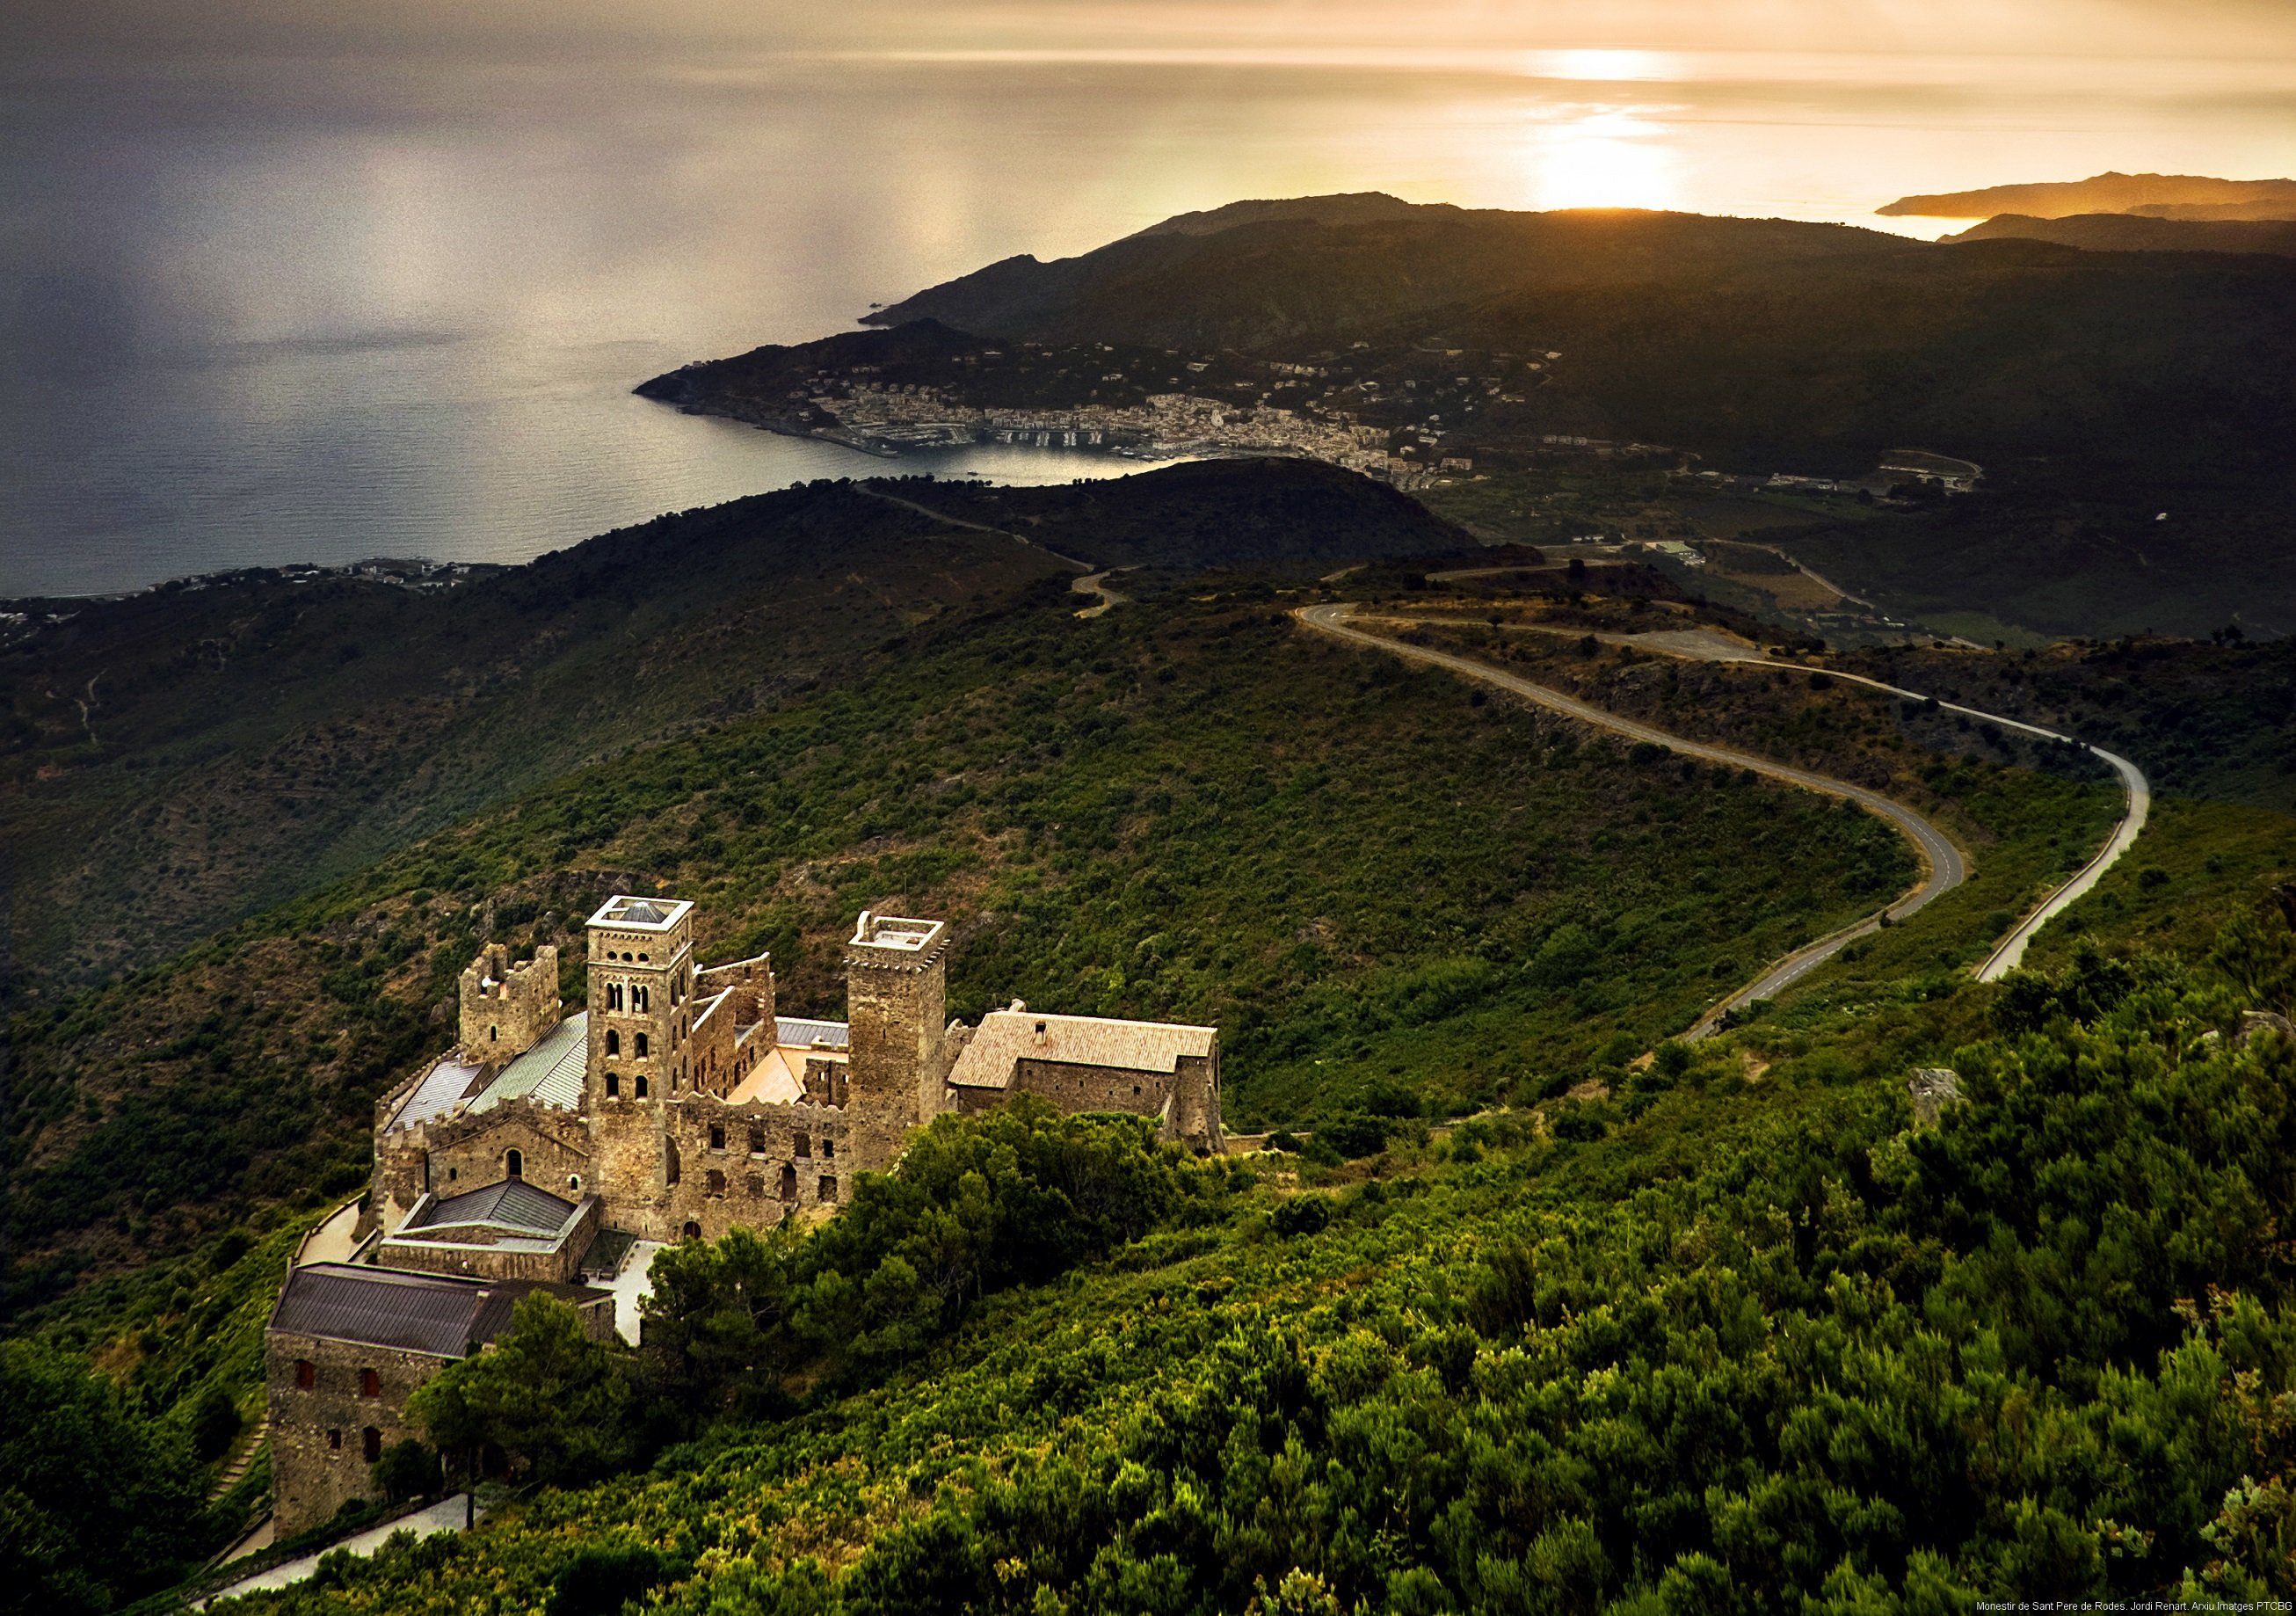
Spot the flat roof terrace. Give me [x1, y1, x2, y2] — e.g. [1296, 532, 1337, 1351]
[588, 896, 694, 932]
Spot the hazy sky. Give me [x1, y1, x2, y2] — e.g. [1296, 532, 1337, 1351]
[11, 0, 2296, 62]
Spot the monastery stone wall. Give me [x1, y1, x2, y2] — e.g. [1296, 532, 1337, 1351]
[655, 1092, 848, 1241]
[266, 1333, 442, 1538]
[845, 917, 952, 1159]
[421, 1101, 595, 1201]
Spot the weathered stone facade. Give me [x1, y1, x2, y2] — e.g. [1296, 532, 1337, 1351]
[265, 1263, 614, 1537]
[376, 1185, 603, 1284]
[459, 943, 560, 1063]
[946, 1007, 1224, 1153]
[845, 913, 954, 1135]
[294, 895, 1227, 1539]
[266, 1331, 443, 1539]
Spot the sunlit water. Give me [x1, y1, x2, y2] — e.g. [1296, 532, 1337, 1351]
[2, 48, 2291, 596]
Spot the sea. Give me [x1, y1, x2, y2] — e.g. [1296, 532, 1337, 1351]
[4, 46, 2292, 597]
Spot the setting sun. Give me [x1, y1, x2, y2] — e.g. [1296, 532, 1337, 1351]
[1528, 106, 1681, 210]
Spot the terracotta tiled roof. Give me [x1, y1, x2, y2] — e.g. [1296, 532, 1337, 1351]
[947, 1008, 1215, 1092]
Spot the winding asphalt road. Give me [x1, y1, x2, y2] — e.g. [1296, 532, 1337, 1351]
[1297, 603, 2148, 1035]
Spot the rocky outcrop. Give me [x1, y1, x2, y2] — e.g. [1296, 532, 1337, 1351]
[2235, 1010, 2294, 1049]
[1907, 1067, 1962, 1127]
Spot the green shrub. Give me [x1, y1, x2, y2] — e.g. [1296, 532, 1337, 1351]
[186, 1385, 242, 1463]
[370, 1438, 441, 1503]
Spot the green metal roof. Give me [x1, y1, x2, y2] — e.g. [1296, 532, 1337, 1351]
[467, 1012, 587, 1116]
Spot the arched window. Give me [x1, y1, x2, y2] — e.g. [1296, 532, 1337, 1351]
[490, 1025, 498, 1043]
[607, 983, 623, 1011]
[605, 1030, 620, 1055]
[634, 986, 650, 1013]
[447, 1168, 458, 1183]
[505, 1148, 523, 1180]
[359, 1367, 381, 1399]
[681, 1220, 701, 1241]
[779, 1164, 797, 1202]
[568, 1175, 582, 1191]
[664, 1137, 678, 1183]
[636, 1075, 649, 1099]
[818, 1176, 839, 1204]
[362, 1426, 383, 1463]
[605, 1072, 620, 1098]
[706, 1169, 725, 1197]
[295, 1358, 316, 1389]
[635, 1032, 650, 1059]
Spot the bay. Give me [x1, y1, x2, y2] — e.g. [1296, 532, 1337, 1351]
[3, 48, 2291, 597]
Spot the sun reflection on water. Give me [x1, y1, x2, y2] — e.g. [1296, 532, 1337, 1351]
[1525, 107, 1682, 212]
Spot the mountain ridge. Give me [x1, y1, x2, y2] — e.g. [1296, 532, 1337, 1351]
[837, 202, 2296, 491]
[1943, 212, 2296, 257]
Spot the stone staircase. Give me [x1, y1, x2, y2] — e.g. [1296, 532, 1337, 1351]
[208, 1411, 270, 1503]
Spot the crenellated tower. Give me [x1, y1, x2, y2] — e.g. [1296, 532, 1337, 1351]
[459, 943, 560, 1064]
[843, 913, 950, 1159]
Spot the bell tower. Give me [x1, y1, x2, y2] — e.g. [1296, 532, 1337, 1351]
[582, 897, 695, 1212]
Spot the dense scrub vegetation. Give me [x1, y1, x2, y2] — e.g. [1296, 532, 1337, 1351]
[0, 462, 1457, 985]
[207, 897, 2296, 1612]
[1842, 630, 2296, 814]
[1780, 489, 2296, 644]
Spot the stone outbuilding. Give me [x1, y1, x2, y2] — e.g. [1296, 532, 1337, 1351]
[945, 1004, 1224, 1152]
[265, 1263, 612, 1537]
[375, 1180, 603, 1285]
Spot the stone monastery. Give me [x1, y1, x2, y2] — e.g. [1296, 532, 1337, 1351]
[265, 896, 1223, 1534]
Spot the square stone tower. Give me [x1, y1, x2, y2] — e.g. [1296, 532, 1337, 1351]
[844, 913, 950, 1159]
[459, 943, 560, 1064]
[584, 896, 697, 1109]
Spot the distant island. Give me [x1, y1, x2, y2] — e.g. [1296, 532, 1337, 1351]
[1880, 171, 2296, 220]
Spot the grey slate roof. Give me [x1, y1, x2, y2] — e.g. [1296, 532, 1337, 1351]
[269, 1263, 605, 1358]
[389, 1055, 487, 1132]
[776, 1016, 850, 1050]
[413, 1179, 576, 1235]
[467, 1013, 588, 1116]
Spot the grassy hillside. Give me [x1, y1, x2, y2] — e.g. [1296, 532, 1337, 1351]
[1771, 490, 2296, 642]
[0, 464, 1456, 984]
[1944, 213, 2296, 257]
[0, 482, 1064, 983]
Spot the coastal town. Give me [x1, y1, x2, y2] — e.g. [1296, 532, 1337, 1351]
[817, 375, 1478, 490]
